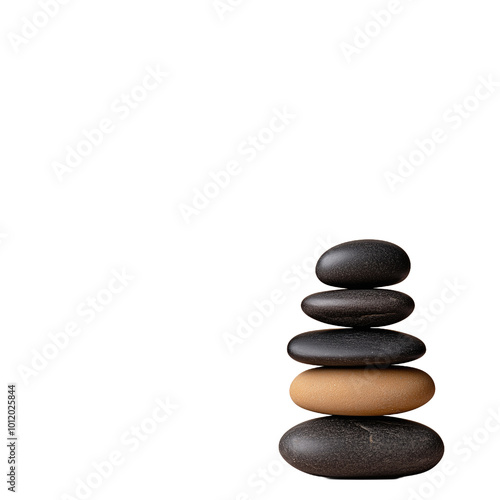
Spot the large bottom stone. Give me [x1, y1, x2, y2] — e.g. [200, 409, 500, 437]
[279, 415, 444, 479]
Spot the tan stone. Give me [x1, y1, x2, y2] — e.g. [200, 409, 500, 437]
[290, 366, 435, 416]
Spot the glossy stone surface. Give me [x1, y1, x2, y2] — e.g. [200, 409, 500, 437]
[301, 289, 414, 327]
[290, 366, 434, 416]
[316, 239, 411, 288]
[279, 415, 444, 479]
[287, 328, 425, 366]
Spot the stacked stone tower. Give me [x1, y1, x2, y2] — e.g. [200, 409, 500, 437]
[279, 239, 444, 479]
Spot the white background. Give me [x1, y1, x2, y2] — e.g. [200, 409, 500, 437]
[1, 1, 499, 499]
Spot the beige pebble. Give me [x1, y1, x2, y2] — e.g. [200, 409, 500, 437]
[290, 366, 435, 416]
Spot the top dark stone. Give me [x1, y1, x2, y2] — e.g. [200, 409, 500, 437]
[316, 239, 411, 288]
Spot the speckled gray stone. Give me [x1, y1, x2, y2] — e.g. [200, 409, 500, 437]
[287, 328, 425, 366]
[316, 239, 411, 289]
[279, 415, 444, 479]
[301, 289, 414, 327]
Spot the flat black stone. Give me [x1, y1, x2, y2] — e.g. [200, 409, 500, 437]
[287, 328, 425, 366]
[316, 239, 411, 289]
[279, 415, 444, 479]
[301, 289, 414, 327]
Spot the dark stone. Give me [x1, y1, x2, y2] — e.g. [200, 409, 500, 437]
[279, 415, 444, 479]
[301, 289, 414, 327]
[287, 328, 425, 366]
[316, 239, 411, 288]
